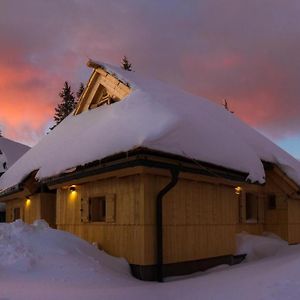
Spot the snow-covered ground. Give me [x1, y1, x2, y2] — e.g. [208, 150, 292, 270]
[0, 221, 300, 300]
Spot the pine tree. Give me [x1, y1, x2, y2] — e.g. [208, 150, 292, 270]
[121, 56, 132, 71]
[76, 83, 85, 102]
[52, 81, 76, 129]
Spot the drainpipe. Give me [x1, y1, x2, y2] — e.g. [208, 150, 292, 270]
[156, 167, 179, 282]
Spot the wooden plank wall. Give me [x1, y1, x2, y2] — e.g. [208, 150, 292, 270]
[263, 171, 289, 241]
[143, 174, 239, 264]
[40, 193, 56, 228]
[288, 199, 300, 243]
[56, 167, 295, 266]
[6, 194, 41, 224]
[56, 174, 148, 265]
[5, 193, 56, 228]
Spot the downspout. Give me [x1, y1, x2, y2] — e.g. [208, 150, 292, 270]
[156, 167, 179, 282]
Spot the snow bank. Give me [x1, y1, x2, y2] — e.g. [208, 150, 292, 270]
[236, 232, 288, 261]
[0, 220, 130, 281]
[1, 223, 300, 299]
[1, 61, 300, 190]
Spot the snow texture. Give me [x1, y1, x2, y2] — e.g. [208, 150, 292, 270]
[1, 62, 300, 190]
[1, 222, 300, 299]
[0, 219, 130, 278]
[236, 231, 288, 261]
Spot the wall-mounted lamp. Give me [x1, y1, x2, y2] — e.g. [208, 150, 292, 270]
[25, 196, 31, 207]
[235, 186, 242, 195]
[69, 185, 76, 192]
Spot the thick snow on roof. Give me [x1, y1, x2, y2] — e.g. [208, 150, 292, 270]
[1, 62, 300, 190]
[0, 137, 29, 169]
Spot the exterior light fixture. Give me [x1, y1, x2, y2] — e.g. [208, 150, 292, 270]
[69, 185, 76, 192]
[25, 197, 31, 207]
[235, 186, 242, 195]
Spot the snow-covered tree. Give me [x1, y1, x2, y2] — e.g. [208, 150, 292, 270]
[52, 82, 76, 129]
[121, 56, 132, 71]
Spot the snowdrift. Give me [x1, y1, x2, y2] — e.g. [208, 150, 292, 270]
[1, 61, 300, 190]
[236, 232, 288, 261]
[0, 220, 130, 282]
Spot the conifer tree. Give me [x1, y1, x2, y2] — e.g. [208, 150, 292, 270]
[76, 83, 85, 102]
[52, 81, 76, 129]
[121, 56, 132, 71]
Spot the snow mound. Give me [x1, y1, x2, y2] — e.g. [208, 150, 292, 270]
[236, 232, 288, 261]
[0, 220, 130, 281]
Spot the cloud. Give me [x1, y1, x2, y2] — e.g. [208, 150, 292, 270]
[1, 0, 300, 146]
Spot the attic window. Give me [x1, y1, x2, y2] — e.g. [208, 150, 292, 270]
[89, 85, 119, 109]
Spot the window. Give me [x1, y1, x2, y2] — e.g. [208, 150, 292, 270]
[89, 197, 106, 222]
[88, 85, 118, 110]
[245, 193, 258, 223]
[268, 194, 276, 210]
[13, 207, 20, 221]
[81, 194, 115, 223]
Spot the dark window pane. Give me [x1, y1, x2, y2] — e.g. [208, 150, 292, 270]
[89, 197, 106, 222]
[268, 195, 276, 210]
[245, 193, 258, 222]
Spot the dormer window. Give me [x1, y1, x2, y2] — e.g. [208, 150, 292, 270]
[74, 66, 131, 116]
[88, 85, 119, 109]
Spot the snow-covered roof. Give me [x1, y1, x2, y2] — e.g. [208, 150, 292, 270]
[0, 137, 29, 173]
[1, 61, 300, 190]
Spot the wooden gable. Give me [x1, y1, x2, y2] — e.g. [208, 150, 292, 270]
[265, 165, 300, 199]
[75, 62, 131, 115]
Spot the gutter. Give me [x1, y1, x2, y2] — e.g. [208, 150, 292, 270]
[44, 154, 247, 187]
[156, 167, 179, 282]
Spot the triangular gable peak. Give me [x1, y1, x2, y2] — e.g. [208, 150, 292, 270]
[75, 60, 132, 115]
[264, 162, 300, 199]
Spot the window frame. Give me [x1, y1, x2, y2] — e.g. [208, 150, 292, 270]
[88, 196, 106, 223]
[13, 207, 21, 221]
[239, 191, 264, 224]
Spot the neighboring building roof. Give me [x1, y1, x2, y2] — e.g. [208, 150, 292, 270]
[0, 137, 30, 173]
[1, 60, 300, 191]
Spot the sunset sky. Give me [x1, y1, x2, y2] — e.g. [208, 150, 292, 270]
[1, 0, 300, 158]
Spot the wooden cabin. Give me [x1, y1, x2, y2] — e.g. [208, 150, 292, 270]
[1, 60, 300, 281]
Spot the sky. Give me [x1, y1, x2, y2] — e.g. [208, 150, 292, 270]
[1, 0, 300, 158]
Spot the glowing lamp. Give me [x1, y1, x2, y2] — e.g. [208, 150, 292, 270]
[235, 186, 242, 195]
[69, 185, 76, 192]
[26, 197, 31, 207]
